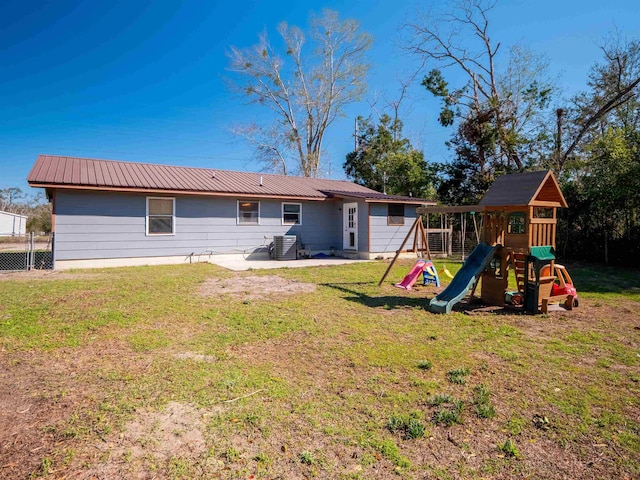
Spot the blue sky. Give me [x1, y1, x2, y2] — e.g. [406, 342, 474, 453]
[1, 0, 639, 195]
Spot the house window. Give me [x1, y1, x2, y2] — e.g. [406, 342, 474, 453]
[388, 203, 405, 225]
[508, 212, 526, 234]
[147, 197, 175, 235]
[282, 203, 302, 225]
[238, 201, 260, 225]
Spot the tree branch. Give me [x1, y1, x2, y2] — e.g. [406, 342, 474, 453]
[563, 75, 640, 164]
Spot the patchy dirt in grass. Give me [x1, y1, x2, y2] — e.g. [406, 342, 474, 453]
[172, 351, 217, 363]
[0, 341, 159, 479]
[508, 298, 640, 345]
[84, 401, 210, 479]
[1, 275, 639, 479]
[198, 274, 316, 300]
[225, 298, 640, 480]
[0, 350, 101, 479]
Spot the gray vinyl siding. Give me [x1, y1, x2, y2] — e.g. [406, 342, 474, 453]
[358, 200, 369, 252]
[368, 203, 419, 253]
[53, 190, 342, 260]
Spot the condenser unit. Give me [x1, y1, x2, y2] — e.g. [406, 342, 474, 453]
[273, 235, 297, 260]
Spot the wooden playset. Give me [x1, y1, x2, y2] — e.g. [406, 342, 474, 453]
[385, 170, 578, 314]
[476, 170, 576, 313]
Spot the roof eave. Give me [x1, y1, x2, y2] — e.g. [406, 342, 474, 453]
[327, 191, 436, 204]
[27, 183, 331, 202]
[364, 198, 437, 205]
[417, 205, 483, 214]
[0, 210, 28, 218]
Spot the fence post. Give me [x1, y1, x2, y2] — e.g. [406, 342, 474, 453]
[28, 232, 35, 270]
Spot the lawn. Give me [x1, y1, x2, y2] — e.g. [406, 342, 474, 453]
[0, 260, 638, 479]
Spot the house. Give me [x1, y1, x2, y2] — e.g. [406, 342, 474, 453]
[0, 210, 27, 236]
[27, 155, 435, 269]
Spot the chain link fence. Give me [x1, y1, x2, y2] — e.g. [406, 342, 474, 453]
[0, 233, 53, 271]
[426, 229, 481, 261]
[425, 212, 482, 262]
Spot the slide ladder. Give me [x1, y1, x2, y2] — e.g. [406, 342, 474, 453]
[512, 252, 526, 293]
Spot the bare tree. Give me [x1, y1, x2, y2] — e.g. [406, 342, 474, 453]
[227, 9, 372, 177]
[0, 187, 25, 213]
[230, 123, 291, 175]
[404, 0, 553, 172]
[367, 69, 423, 142]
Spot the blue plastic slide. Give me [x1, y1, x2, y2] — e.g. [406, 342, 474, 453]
[428, 243, 496, 314]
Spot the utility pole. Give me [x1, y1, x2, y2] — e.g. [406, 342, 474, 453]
[555, 108, 565, 171]
[556, 108, 564, 152]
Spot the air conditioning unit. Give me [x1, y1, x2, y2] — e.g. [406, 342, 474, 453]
[273, 235, 297, 260]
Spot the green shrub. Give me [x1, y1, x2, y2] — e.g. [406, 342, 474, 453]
[499, 438, 520, 458]
[433, 407, 462, 426]
[473, 384, 495, 419]
[387, 413, 426, 439]
[417, 360, 433, 370]
[447, 368, 471, 385]
[299, 450, 315, 465]
[428, 394, 454, 406]
[475, 403, 496, 419]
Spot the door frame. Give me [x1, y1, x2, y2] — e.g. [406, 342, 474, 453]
[343, 202, 358, 250]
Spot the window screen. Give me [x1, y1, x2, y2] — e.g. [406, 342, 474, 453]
[147, 198, 175, 235]
[388, 203, 405, 225]
[282, 203, 302, 225]
[238, 201, 260, 225]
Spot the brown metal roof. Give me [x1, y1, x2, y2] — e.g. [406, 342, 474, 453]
[479, 170, 568, 208]
[27, 155, 428, 203]
[324, 190, 434, 204]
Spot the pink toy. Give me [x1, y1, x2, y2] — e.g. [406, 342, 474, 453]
[395, 260, 428, 290]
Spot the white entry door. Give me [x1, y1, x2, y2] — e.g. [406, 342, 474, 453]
[343, 202, 358, 250]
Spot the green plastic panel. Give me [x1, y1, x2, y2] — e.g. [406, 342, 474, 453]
[529, 245, 555, 261]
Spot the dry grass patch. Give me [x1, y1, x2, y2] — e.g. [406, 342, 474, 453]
[0, 270, 102, 282]
[172, 351, 217, 363]
[85, 401, 210, 478]
[199, 274, 316, 300]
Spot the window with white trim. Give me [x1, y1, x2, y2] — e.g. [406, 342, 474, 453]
[238, 200, 260, 225]
[282, 202, 302, 225]
[146, 197, 175, 235]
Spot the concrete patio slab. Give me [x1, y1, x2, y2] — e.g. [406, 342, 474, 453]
[208, 256, 370, 271]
